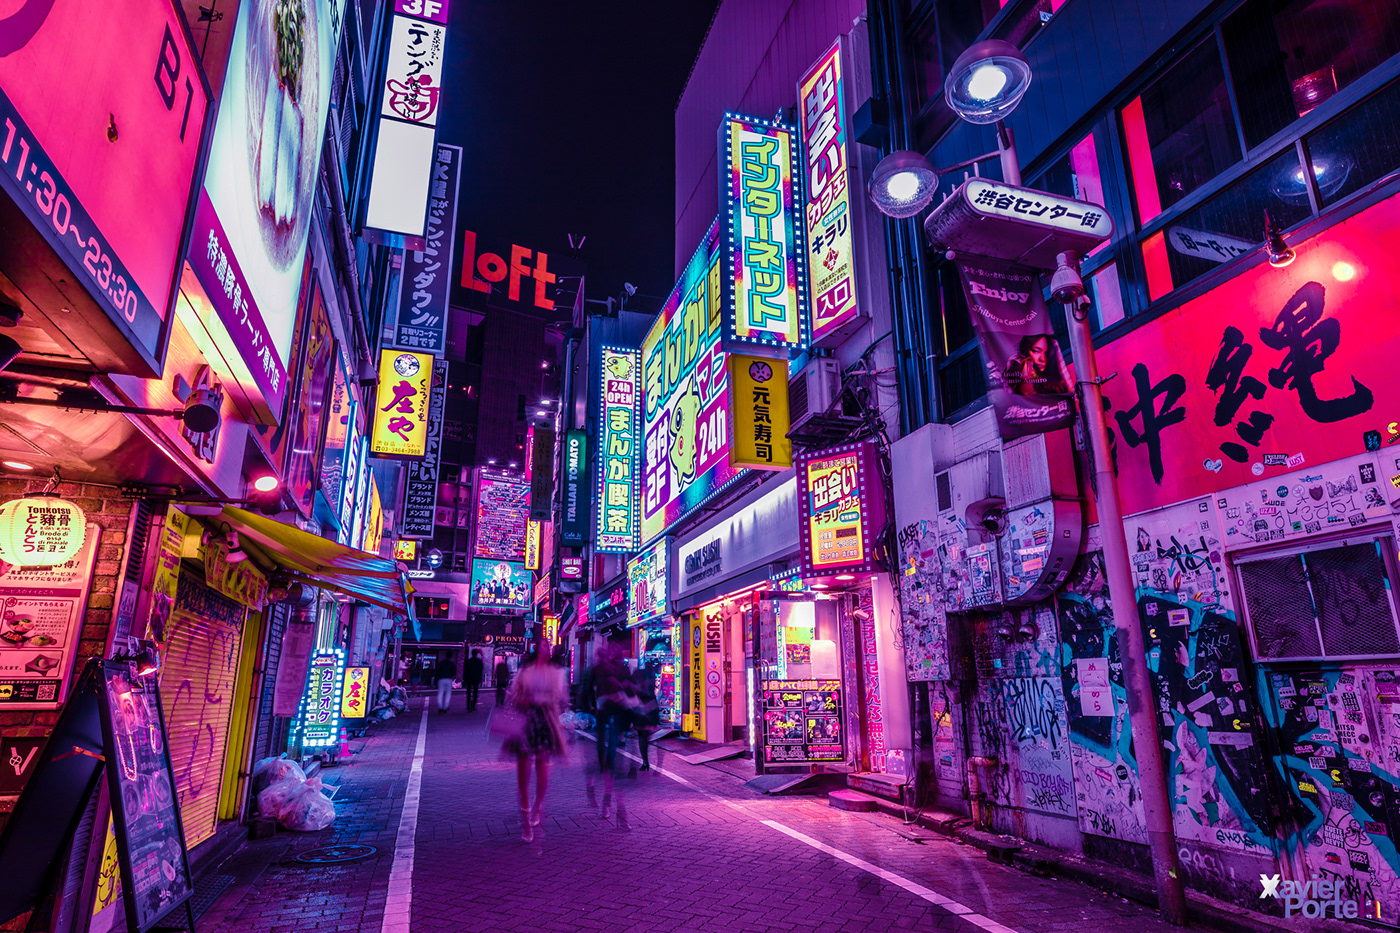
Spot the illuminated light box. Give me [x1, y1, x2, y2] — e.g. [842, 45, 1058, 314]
[796, 440, 886, 580]
[595, 346, 642, 552]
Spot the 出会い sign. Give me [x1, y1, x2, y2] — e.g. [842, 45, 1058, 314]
[728, 354, 791, 470]
[797, 441, 884, 578]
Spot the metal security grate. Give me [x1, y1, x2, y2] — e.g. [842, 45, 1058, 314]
[1307, 544, 1400, 657]
[1239, 555, 1320, 659]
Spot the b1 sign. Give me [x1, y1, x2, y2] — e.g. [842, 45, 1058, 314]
[0, 0, 211, 373]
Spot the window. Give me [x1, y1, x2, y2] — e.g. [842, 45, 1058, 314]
[415, 597, 453, 620]
[1304, 76, 1400, 208]
[1140, 146, 1311, 296]
[1238, 539, 1400, 660]
[1123, 41, 1242, 223]
[1224, 0, 1400, 150]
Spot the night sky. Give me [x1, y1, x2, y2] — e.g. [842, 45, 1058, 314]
[438, 1, 720, 310]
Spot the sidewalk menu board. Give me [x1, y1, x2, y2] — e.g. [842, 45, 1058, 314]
[100, 661, 194, 932]
[761, 679, 844, 764]
[0, 523, 99, 708]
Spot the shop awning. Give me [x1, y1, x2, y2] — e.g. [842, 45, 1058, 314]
[219, 508, 417, 631]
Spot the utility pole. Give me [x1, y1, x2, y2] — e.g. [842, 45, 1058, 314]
[1056, 254, 1188, 925]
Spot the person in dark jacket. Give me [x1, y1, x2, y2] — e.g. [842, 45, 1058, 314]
[433, 655, 457, 714]
[464, 650, 485, 711]
[630, 664, 660, 773]
[494, 658, 511, 706]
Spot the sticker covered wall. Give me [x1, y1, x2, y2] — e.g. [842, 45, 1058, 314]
[641, 219, 743, 543]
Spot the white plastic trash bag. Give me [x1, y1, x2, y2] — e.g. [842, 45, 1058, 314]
[256, 774, 303, 819]
[279, 777, 336, 831]
[250, 756, 306, 798]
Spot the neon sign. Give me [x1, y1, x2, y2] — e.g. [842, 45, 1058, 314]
[596, 345, 641, 552]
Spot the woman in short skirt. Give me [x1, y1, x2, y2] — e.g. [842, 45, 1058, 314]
[502, 645, 567, 840]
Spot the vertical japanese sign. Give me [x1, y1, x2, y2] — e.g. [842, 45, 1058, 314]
[596, 346, 641, 552]
[474, 473, 529, 559]
[796, 440, 884, 578]
[524, 519, 542, 571]
[301, 650, 345, 747]
[529, 425, 555, 521]
[560, 430, 589, 547]
[954, 255, 1074, 439]
[720, 113, 806, 354]
[363, 0, 451, 240]
[400, 359, 448, 537]
[641, 220, 742, 542]
[395, 143, 461, 353]
[341, 666, 369, 719]
[762, 680, 844, 764]
[798, 40, 861, 345]
[370, 349, 434, 457]
[727, 354, 791, 470]
[688, 617, 706, 740]
[320, 356, 354, 511]
[362, 477, 384, 555]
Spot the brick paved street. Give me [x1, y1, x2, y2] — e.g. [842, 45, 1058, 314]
[200, 699, 1186, 933]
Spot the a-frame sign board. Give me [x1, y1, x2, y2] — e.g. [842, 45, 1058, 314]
[0, 659, 196, 932]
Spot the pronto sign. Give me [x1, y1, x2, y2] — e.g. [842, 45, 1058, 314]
[370, 349, 434, 458]
[720, 114, 806, 354]
[641, 219, 743, 543]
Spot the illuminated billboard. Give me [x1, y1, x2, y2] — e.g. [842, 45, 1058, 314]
[720, 113, 806, 354]
[640, 219, 744, 543]
[728, 354, 791, 470]
[475, 474, 529, 560]
[0, 0, 212, 373]
[192, 0, 344, 416]
[627, 538, 670, 629]
[796, 440, 884, 578]
[362, 1, 450, 240]
[596, 346, 641, 552]
[302, 650, 346, 748]
[370, 349, 433, 458]
[469, 559, 531, 610]
[798, 40, 863, 345]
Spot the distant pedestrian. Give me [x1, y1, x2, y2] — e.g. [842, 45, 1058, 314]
[434, 655, 457, 714]
[630, 663, 659, 773]
[464, 650, 485, 711]
[589, 643, 635, 828]
[495, 658, 510, 706]
[501, 645, 567, 841]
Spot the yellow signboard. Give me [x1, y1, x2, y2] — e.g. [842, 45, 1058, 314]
[688, 615, 706, 741]
[369, 349, 434, 458]
[393, 539, 418, 561]
[542, 614, 559, 646]
[728, 354, 791, 470]
[341, 666, 370, 719]
[363, 479, 384, 555]
[524, 519, 541, 570]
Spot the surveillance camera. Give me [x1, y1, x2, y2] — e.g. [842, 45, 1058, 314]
[623, 282, 637, 296]
[980, 510, 1007, 536]
[852, 608, 871, 622]
[1049, 251, 1085, 304]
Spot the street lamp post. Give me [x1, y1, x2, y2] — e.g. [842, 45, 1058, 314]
[870, 40, 1188, 926]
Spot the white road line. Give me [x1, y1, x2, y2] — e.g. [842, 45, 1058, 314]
[576, 730, 1024, 933]
[380, 701, 429, 933]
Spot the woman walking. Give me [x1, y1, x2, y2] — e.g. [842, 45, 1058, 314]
[501, 644, 568, 841]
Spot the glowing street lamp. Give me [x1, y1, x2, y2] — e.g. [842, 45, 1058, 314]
[943, 40, 1032, 126]
[868, 150, 940, 218]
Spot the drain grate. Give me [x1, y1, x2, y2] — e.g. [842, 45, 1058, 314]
[189, 873, 235, 918]
[294, 844, 377, 865]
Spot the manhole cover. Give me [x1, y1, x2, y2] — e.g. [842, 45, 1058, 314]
[295, 844, 377, 864]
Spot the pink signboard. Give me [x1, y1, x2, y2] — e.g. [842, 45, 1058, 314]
[394, 0, 452, 24]
[1095, 195, 1400, 517]
[0, 0, 211, 368]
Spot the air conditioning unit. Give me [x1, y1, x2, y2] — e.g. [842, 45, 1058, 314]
[788, 359, 861, 444]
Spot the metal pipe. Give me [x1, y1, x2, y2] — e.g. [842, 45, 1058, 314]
[965, 756, 996, 830]
[1063, 273, 1187, 925]
[995, 121, 1021, 186]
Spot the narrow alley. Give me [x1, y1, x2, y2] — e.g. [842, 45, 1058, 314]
[197, 700, 1196, 933]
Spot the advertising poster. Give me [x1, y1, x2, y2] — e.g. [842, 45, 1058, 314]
[401, 359, 448, 537]
[799, 40, 861, 345]
[796, 441, 883, 577]
[0, 524, 98, 708]
[596, 346, 641, 552]
[955, 255, 1074, 440]
[761, 680, 844, 764]
[469, 559, 531, 610]
[370, 349, 434, 458]
[727, 354, 791, 470]
[688, 617, 705, 740]
[394, 143, 461, 352]
[0, 0, 211, 370]
[474, 474, 529, 560]
[641, 219, 744, 542]
[626, 539, 669, 628]
[720, 114, 806, 353]
[301, 651, 344, 747]
[192, 0, 343, 414]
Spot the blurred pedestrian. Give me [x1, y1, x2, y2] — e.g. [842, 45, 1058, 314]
[464, 650, 485, 711]
[494, 657, 510, 706]
[590, 642, 635, 828]
[433, 654, 457, 714]
[630, 663, 659, 773]
[501, 645, 567, 841]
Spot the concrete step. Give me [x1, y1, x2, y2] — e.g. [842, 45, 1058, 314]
[828, 789, 881, 812]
